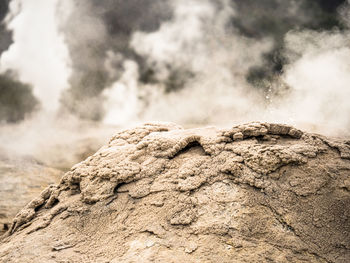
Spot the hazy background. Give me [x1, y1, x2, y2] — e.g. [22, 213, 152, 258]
[1, 0, 350, 167]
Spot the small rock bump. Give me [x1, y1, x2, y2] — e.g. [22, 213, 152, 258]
[288, 128, 303, 139]
[233, 132, 244, 140]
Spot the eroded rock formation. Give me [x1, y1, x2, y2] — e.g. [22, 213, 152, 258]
[0, 122, 349, 262]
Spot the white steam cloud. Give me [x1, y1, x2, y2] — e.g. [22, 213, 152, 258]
[0, 0, 71, 112]
[104, 0, 273, 126]
[275, 30, 350, 134]
[1, 0, 350, 156]
[102, 0, 350, 135]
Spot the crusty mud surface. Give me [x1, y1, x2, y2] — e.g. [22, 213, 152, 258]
[0, 122, 349, 262]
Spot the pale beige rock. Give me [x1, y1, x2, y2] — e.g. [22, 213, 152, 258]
[0, 153, 63, 235]
[0, 122, 349, 263]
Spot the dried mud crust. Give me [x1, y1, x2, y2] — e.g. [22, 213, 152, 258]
[1, 122, 350, 263]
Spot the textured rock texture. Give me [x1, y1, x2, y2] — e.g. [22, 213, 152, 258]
[0, 122, 350, 263]
[0, 153, 63, 236]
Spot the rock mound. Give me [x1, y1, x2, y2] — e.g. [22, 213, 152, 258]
[1, 122, 350, 262]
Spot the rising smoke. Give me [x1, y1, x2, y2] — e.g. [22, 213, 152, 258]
[0, 0, 71, 113]
[58, 0, 172, 120]
[0, 0, 38, 123]
[0, 0, 350, 135]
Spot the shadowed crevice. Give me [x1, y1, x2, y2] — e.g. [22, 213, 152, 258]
[171, 141, 208, 159]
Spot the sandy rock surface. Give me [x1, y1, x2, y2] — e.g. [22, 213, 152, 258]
[0, 122, 350, 262]
[0, 153, 63, 235]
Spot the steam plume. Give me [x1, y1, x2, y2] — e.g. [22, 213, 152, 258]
[0, 0, 71, 112]
[0, 0, 350, 136]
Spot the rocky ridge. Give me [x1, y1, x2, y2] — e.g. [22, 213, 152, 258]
[0, 122, 350, 262]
